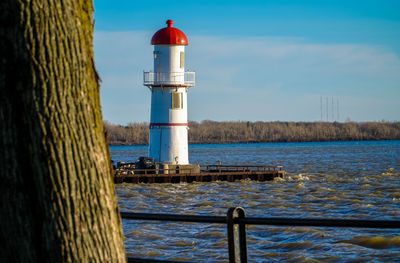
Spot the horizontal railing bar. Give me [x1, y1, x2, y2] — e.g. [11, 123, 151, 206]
[239, 217, 400, 228]
[120, 168, 191, 172]
[143, 71, 195, 86]
[119, 167, 281, 171]
[200, 165, 281, 168]
[118, 168, 274, 171]
[121, 212, 400, 229]
[121, 212, 226, 224]
[117, 171, 281, 178]
[117, 163, 281, 170]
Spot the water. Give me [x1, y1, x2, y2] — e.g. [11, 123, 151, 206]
[111, 141, 400, 262]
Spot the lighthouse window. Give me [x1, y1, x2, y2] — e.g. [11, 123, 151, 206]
[180, 52, 184, 68]
[172, 92, 183, 110]
[153, 51, 159, 59]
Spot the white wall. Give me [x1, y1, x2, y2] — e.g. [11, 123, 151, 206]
[149, 126, 189, 164]
[149, 44, 189, 164]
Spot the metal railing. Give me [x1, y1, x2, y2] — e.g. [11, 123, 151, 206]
[115, 163, 283, 175]
[200, 164, 284, 173]
[121, 207, 400, 263]
[143, 71, 195, 86]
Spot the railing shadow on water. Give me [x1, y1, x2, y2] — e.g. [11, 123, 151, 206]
[121, 207, 400, 263]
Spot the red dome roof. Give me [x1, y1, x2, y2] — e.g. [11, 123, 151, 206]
[151, 20, 188, 45]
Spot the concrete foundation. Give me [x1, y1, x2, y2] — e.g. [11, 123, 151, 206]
[158, 163, 200, 174]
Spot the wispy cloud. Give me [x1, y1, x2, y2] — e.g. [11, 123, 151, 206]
[95, 31, 400, 124]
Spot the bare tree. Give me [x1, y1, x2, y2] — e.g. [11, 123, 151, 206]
[0, 0, 126, 261]
[104, 121, 400, 145]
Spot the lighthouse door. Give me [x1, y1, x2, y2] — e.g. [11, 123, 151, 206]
[153, 51, 161, 68]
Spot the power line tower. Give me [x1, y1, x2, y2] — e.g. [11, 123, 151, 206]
[320, 96, 322, 121]
[337, 97, 339, 122]
[326, 97, 328, 122]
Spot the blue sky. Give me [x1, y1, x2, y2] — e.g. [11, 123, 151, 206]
[94, 0, 400, 124]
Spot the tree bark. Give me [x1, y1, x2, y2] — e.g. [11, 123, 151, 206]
[0, 0, 126, 262]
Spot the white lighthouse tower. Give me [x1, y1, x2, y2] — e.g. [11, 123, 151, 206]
[144, 20, 195, 165]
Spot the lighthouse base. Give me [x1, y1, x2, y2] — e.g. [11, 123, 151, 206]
[158, 163, 200, 175]
[149, 126, 189, 165]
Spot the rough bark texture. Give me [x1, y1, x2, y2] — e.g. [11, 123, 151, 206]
[0, 0, 126, 262]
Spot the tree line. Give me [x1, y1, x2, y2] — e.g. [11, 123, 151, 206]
[104, 120, 400, 145]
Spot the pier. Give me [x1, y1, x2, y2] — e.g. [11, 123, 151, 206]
[114, 164, 285, 184]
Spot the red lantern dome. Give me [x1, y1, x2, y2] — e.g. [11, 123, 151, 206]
[151, 20, 188, 46]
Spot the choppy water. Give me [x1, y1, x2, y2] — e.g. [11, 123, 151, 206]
[111, 141, 400, 262]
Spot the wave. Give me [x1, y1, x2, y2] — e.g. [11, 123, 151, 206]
[336, 236, 400, 249]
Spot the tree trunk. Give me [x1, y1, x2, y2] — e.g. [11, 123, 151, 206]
[0, 0, 126, 262]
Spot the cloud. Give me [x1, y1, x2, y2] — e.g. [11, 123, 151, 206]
[95, 31, 400, 124]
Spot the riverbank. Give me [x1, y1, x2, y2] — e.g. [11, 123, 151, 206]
[104, 120, 400, 145]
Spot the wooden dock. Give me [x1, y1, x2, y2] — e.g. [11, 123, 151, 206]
[114, 164, 285, 184]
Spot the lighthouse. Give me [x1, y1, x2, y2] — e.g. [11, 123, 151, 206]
[144, 20, 195, 165]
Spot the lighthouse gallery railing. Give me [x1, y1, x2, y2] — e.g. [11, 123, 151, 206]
[143, 71, 195, 86]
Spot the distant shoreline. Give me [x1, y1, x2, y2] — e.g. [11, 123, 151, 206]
[108, 139, 400, 146]
[104, 120, 400, 146]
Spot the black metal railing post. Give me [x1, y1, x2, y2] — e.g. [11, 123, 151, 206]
[227, 207, 247, 263]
